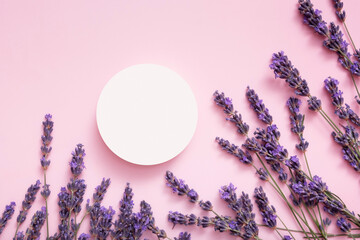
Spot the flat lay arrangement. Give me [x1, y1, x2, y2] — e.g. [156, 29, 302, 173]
[1, 0, 360, 239]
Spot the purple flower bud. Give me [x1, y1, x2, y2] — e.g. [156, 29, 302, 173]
[307, 96, 322, 111]
[174, 232, 191, 240]
[270, 51, 310, 97]
[168, 212, 198, 226]
[69, 144, 86, 177]
[78, 233, 91, 240]
[24, 207, 46, 240]
[298, 0, 328, 36]
[16, 180, 41, 225]
[283, 235, 292, 240]
[246, 87, 273, 125]
[93, 178, 111, 203]
[0, 202, 16, 235]
[216, 137, 253, 164]
[337, 217, 351, 232]
[165, 171, 200, 203]
[254, 186, 277, 228]
[213, 91, 249, 135]
[256, 168, 269, 181]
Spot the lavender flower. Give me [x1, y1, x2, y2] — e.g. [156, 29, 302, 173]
[325, 77, 360, 127]
[67, 178, 86, 214]
[246, 87, 273, 124]
[332, 0, 346, 21]
[168, 212, 199, 226]
[0, 202, 15, 234]
[287, 97, 309, 151]
[16, 180, 41, 225]
[285, 156, 301, 171]
[254, 186, 277, 228]
[93, 178, 111, 203]
[24, 207, 46, 240]
[251, 125, 289, 182]
[283, 236, 292, 240]
[332, 125, 360, 171]
[324, 77, 344, 109]
[174, 232, 191, 240]
[111, 183, 134, 239]
[133, 206, 151, 239]
[56, 187, 74, 239]
[298, 0, 360, 76]
[140, 201, 168, 239]
[270, 51, 310, 97]
[15, 231, 24, 240]
[78, 233, 90, 240]
[307, 96, 322, 111]
[298, 0, 328, 36]
[165, 171, 198, 203]
[40, 114, 53, 170]
[323, 22, 360, 75]
[220, 184, 258, 238]
[92, 206, 115, 239]
[219, 183, 242, 213]
[256, 168, 269, 181]
[337, 217, 351, 233]
[70, 144, 86, 177]
[213, 91, 249, 135]
[215, 137, 253, 164]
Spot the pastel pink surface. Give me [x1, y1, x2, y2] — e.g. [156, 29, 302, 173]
[1, 1, 360, 239]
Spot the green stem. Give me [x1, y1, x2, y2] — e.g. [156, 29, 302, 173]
[75, 212, 89, 237]
[275, 228, 283, 239]
[299, 205, 318, 239]
[350, 73, 360, 100]
[304, 152, 312, 179]
[43, 171, 50, 240]
[277, 216, 297, 240]
[14, 222, 20, 239]
[317, 205, 326, 238]
[254, 153, 314, 239]
[343, 21, 357, 52]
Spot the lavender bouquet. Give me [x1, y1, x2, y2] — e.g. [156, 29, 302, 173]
[162, 1, 360, 239]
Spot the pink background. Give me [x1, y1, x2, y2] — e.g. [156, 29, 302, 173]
[1, 1, 360, 239]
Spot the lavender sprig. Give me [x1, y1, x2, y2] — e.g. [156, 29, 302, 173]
[78, 233, 90, 240]
[140, 200, 169, 240]
[215, 137, 253, 165]
[91, 206, 115, 239]
[70, 144, 86, 178]
[174, 232, 191, 240]
[287, 97, 309, 152]
[40, 114, 53, 170]
[166, 172, 259, 239]
[246, 87, 273, 125]
[40, 113, 53, 240]
[165, 171, 214, 212]
[77, 178, 111, 238]
[24, 207, 46, 240]
[254, 187, 277, 229]
[213, 91, 249, 135]
[298, 0, 328, 36]
[0, 202, 16, 235]
[14, 180, 41, 238]
[324, 77, 360, 126]
[332, 0, 346, 22]
[271, 51, 360, 174]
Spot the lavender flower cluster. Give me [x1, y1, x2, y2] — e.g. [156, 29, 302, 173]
[0, 115, 190, 240]
[298, 0, 360, 76]
[166, 171, 260, 239]
[212, 85, 360, 239]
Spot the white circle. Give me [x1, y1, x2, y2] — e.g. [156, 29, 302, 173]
[96, 64, 198, 165]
